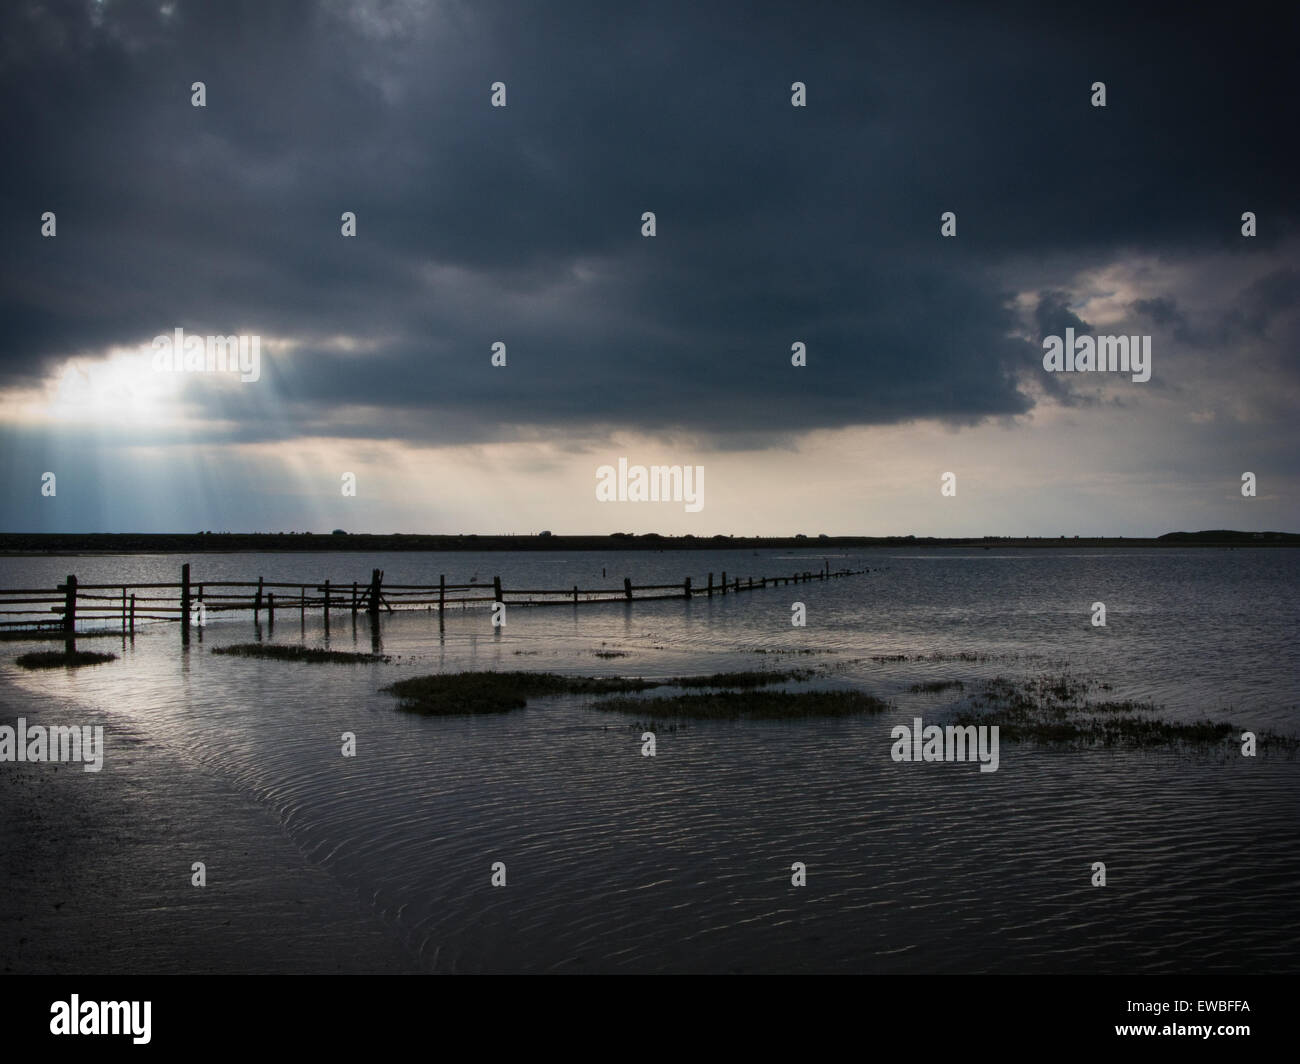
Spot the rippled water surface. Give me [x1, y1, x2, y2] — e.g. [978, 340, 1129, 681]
[2, 548, 1297, 972]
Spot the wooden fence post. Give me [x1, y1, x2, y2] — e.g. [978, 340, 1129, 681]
[121, 586, 127, 632]
[351, 582, 358, 616]
[367, 569, 382, 617]
[572, 584, 578, 605]
[254, 576, 263, 621]
[439, 574, 446, 628]
[62, 574, 77, 633]
[268, 593, 275, 624]
[493, 575, 503, 603]
[707, 572, 713, 598]
[684, 576, 692, 599]
[721, 571, 727, 595]
[624, 577, 633, 601]
[129, 593, 136, 635]
[180, 564, 190, 643]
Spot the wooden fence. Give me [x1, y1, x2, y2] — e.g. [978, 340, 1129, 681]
[0, 562, 869, 640]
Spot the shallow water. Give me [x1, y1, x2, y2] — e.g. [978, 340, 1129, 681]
[1, 547, 1296, 972]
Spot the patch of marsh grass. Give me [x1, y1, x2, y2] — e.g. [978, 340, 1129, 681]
[381, 669, 815, 715]
[15, 650, 117, 669]
[591, 688, 890, 720]
[213, 643, 390, 664]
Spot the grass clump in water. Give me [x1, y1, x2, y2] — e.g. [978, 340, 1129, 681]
[671, 669, 811, 688]
[15, 650, 117, 669]
[909, 679, 965, 694]
[591, 688, 890, 720]
[381, 669, 814, 715]
[956, 672, 1300, 751]
[382, 671, 659, 715]
[213, 643, 390, 664]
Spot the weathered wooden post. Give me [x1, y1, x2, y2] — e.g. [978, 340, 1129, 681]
[129, 593, 136, 635]
[62, 574, 77, 634]
[707, 572, 713, 598]
[623, 577, 633, 601]
[748, 577, 753, 589]
[267, 592, 275, 624]
[300, 587, 305, 625]
[439, 574, 446, 629]
[254, 576, 264, 622]
[180, 564, 190, 644]
[684, 576, 692, 598]
[493, 575, 503, 603]
[121, 586, 127, 632]
[721, 571, 727, 595]
[351, 582, 358, 616]
[323, 579, 331, 633]
[572, 584, 578, 605]
[367, 569, 382, 617]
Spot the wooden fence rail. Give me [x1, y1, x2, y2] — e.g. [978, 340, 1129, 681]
[0, 561, 870, 639]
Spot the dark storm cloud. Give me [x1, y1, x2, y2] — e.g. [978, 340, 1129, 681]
[1132, 297, 1182, 328]
[1030, 289, 1097, 407]
[1130, 267, 1300, 353]
[1, 0, 1296, 443]
[1033, 290, 1092, 340]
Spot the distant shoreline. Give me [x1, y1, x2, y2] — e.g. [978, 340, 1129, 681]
[1, 530, 1297, 554]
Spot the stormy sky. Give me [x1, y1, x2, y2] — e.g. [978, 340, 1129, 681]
[2, 0, 1296, 535]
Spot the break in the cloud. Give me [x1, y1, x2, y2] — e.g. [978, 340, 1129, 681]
[1, 0, 1296, 534]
